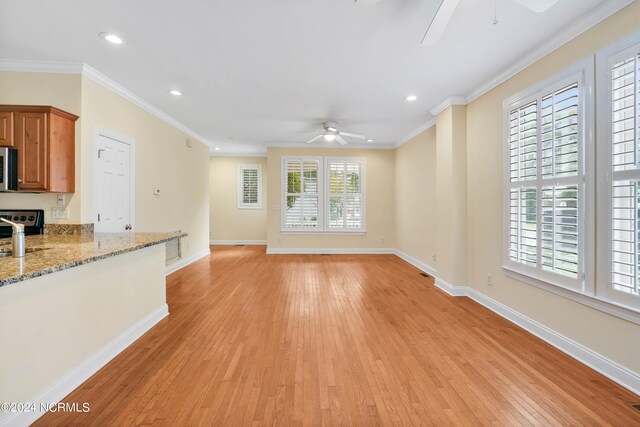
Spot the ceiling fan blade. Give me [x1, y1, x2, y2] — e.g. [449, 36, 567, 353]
[421, 0, 460, 46]
[336, 135, 348, 146]
[296, 130, 318, 134]
[306, 135, 323, 144]
[338, 131, 365, 139]
[510, 0, 559, 13]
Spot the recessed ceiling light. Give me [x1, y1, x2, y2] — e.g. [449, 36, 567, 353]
[405, 95, 417, 102]
[99, 32, 123, 45]
[213, 147, 221, 151]
[367, 139, 374, 142]
[169, 90, 182, 96]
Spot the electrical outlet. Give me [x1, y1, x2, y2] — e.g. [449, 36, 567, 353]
[153, 187, 161, 196]
[380, 237, 385, 244]
[56, 194, 65, 207]
[487, 274, 493, 286]
[432, 254, 437, 262]
[51, 207, 69, 219]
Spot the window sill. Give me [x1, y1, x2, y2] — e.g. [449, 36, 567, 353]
[238, 206, 263, 210]
[502, 266, 640, 325]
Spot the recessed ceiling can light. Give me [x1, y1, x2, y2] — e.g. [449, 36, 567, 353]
[169, 90, 182, 96]
[213, 147, 221, 151]
[367, 139, 374, 142]
[99, 32, 123, 44]
[405, 95, 417, 102]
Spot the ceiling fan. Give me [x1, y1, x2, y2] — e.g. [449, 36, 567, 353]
[355, 0, 560, 45]
[304, 121, 366, 145]
[421, 0, 560, 45]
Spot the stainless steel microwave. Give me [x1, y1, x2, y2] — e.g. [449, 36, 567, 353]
[0, 147, 18, 192]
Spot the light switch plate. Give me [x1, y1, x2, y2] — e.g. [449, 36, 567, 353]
[52, 207, 69, 219]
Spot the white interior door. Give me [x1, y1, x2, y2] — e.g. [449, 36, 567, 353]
[95, 133, 133, 233]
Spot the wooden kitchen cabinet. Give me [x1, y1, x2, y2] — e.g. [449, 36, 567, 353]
[0, 105, 78, 192]
[0, 111, 14, 147]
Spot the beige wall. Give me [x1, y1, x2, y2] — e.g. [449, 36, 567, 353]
[0, 71, 210, 260]
[266, 147, 395, 249]
[0, 72, 82, 223]
[394, 127, 436, 268]
[210, 156, 267, 242]
[465, 2, 640, 373]
[80, 77, 210, 259]
[436, 105, 468, 287]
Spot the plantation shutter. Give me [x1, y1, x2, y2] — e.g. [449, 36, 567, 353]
[326, 159, 364, 231]
[608, 49, 640, 301]
[506, 76, 584, 289]
[238, 165, 262, 209]
[540, 83, 580, 279]
[283, 158, 320, 229]
[508, 101, 538, 266]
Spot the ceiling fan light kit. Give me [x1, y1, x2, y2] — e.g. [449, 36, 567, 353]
[305, 121, 366, 146]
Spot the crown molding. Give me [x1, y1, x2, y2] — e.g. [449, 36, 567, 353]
[464, 0, 635, 104]
[0, 59, 214, 149]
[395, 0, 634, 149]
[429, 96, 467, 117]
[80, 64, 213, 149]
[0, 59, 83, 74]
[394, 118, 436, 148]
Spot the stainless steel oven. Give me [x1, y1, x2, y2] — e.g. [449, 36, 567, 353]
[0, 147, 18, 192]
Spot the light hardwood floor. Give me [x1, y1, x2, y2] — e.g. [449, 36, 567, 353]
[37, 246, 640, 425]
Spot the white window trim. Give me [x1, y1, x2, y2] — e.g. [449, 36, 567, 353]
[237, 164, 263, 209]
[280, 156, 324, 232]
[502, 56, 595, 295]
[280, 156, 367, 234]
[324, 157, 367, 233]
[504, 266, 640, 325]
[595, 30, 640, 312]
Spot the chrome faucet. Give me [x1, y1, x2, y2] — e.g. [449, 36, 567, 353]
[0, 218, 25, 258]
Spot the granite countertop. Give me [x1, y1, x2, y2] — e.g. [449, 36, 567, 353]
[0, 232, 186, 287]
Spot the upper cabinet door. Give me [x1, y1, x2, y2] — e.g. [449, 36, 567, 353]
[0, 112, 14, 147]
[15, 112, 48, 191]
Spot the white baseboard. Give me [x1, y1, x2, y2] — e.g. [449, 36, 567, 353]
[393, 249, 437, 277]
[266, 247, 394, 255]
[434, 277, 468, 297]
[210, 240, 266, 245]
[0, 304, 169, 427]
[165, 248, 210, 276]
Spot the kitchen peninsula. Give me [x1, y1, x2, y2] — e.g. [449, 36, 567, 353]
[0, 231, 186, 426]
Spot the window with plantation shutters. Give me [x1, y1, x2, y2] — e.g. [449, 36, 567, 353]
[504, 63, 590, 292]
[238, 164, 263, 209]
[282, 157, 322, 230]
[326, 158, 365, 231]
[281, 156, 365, 233]
[597, 35, 640, 311]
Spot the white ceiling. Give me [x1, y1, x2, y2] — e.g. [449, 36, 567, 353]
[0, 0, 623, 154]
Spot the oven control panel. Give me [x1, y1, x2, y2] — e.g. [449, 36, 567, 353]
[0, 210, 45, 236]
